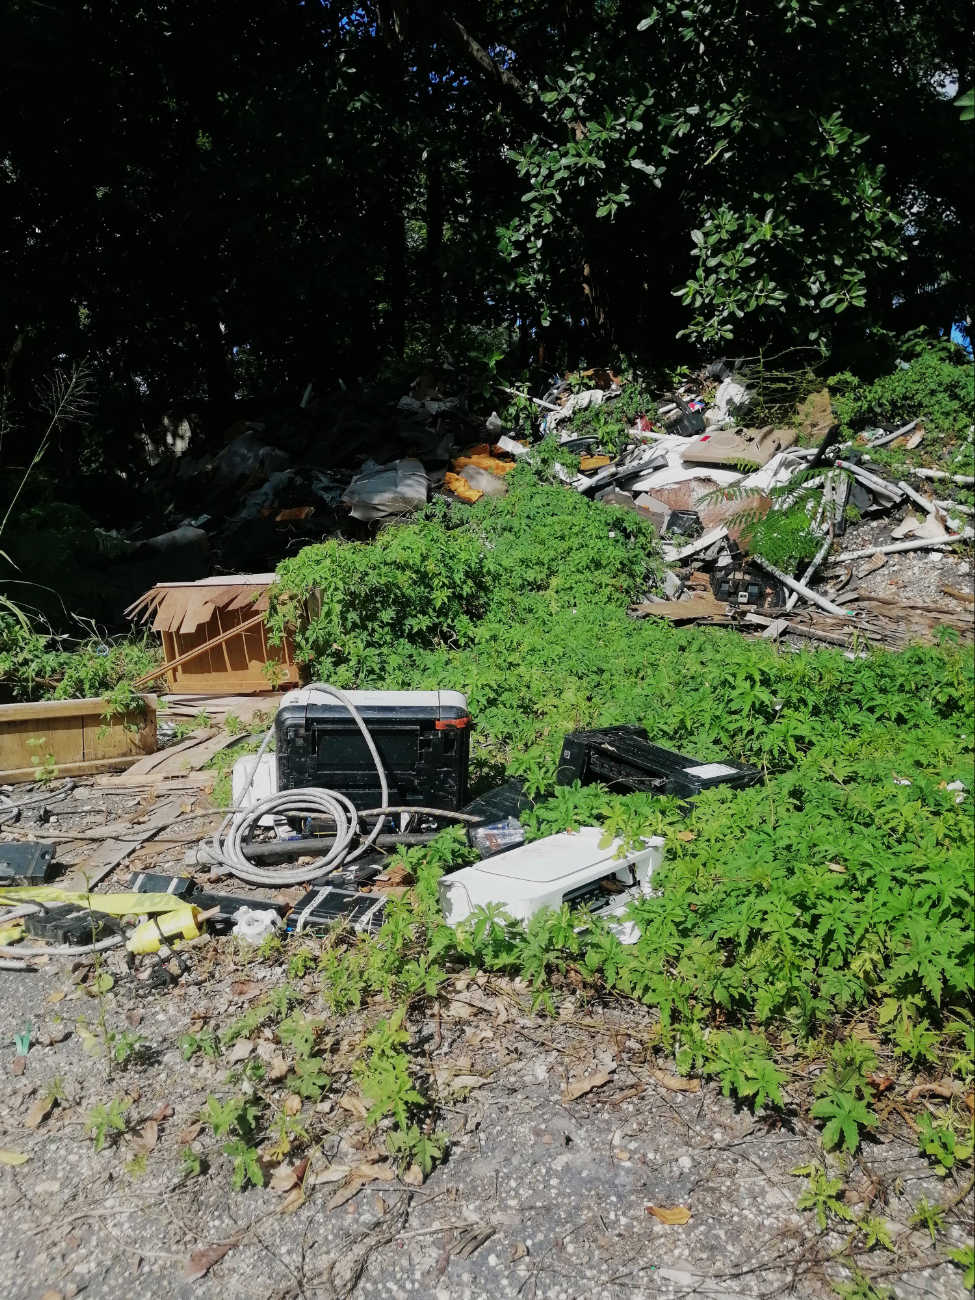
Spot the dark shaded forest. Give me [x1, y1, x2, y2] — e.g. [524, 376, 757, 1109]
[1, 0, 971, 625]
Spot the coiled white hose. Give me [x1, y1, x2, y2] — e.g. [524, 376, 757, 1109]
[208, 683, 391, 887]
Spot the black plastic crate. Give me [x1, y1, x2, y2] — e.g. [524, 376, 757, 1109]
[556, 726, 760, 800]
[287, 887, 386, 935]
[275, 689, 470, 812]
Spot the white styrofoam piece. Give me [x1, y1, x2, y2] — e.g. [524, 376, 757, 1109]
[438, 826, 664, 927]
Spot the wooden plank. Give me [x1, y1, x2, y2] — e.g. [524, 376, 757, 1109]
[0, 695, 156, 780]
[146, 731, 243, 778]
[117, 729, 212, 778]
[0, 698, 122, 721]
[0, 756, 150, 785]
[94, 771, 216, 791]
[71, 799, 184, 887]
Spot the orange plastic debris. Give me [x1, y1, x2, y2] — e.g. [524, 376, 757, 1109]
[579, 455, 611, 471]
[444, 472, 483, 503]
[452, 455, 517, 477]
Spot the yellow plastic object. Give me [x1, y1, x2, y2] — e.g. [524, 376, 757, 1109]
[126, 904, 205, 954]
[0, 887, 189, 916]
[0, 922, 24, 945]
[444, 472, 483, 503]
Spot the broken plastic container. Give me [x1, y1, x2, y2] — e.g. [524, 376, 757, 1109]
[469, 817, 526, 860]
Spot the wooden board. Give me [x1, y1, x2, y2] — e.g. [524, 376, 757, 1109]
[0, 695, 157, 784]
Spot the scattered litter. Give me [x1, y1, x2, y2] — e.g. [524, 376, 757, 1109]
[556, 728, 759, 800]
[231, 905, 283, 944]
[438, 826, 663, 927]
[646, 1205, 692, 1225]
[341, 458, 429, 521]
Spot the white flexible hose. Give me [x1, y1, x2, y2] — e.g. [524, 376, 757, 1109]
[209, 683, 391, 886]
[0, 779, 76, 823]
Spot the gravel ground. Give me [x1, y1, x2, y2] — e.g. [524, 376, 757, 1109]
[1, 933, 971, 1300]
[832, 514, 974, 609]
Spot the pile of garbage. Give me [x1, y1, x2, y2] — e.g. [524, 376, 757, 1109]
[108, 358, 973, 648]
[495, 361, 974, 652]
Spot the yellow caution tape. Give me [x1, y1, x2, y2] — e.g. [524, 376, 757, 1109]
[0, 887, 191, 916]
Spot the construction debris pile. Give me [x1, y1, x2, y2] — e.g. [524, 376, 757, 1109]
[478, 363, 974, 652]
[97, 356, 974, 651]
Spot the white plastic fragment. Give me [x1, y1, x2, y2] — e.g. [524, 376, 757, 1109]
[232, 906, 283, 945]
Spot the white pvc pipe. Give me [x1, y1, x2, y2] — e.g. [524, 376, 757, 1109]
[832, 535, 965, 563]
[897, 480, 938, 515]
[915, 469, 975, 485]
[785, 537, 833, 613]
[750, 555, 851, 617]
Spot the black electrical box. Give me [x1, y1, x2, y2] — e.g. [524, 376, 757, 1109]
[24, 905, 118, 947]
[710, 563, 786, 610]
[556, 726, 760, 800]
[128, 871, 195, 897]
[275, 689, 470, 812]
[0, 842, 55, 885]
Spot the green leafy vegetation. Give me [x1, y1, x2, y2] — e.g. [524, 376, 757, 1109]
[0, 617, 159, 704]
[264, 464, 972, 1159]
[831, 337, 975, 441]
[85, 1098, 130, 1152]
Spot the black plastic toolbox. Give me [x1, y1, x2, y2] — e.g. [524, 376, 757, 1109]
[556, 726, 759, 800]
[274, 689, 470, 812]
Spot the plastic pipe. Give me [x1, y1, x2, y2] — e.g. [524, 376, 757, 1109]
[749, 555, 851, 617]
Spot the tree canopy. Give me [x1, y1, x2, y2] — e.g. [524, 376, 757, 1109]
[2, 0, 971, 442]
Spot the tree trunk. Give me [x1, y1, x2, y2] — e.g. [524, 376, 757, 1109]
[426, 154, 443, 356]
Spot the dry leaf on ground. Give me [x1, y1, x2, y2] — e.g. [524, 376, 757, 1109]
[0, 1150, 30, 1166]
[337, 1094, 369, 1119]
[327, 1179, 369, 1210]
[179, 1123, 202, 1144]
[227, 1039, 254, 1063]
[445, 999, 476, 1020]
[183, 1237, 239, 1281]
[44, 990, 66, 1004]
[25, 1097, 54, 1129]
[282, 1094, 303, 1117]
[402, 1163, 424, 1187]
[229, 980, 261, 999]
[648, 1069, 701, 1093]
[310, 1163, 351, 1185]
[906, 1081, 955, 1102]
[561, 1069, 614, 1103]
[270, 1158, 309, 1193]
[151, 1102, 174, 1121]
[140, 1120, 159, 1151]
[647, 1205, 692, 1225]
